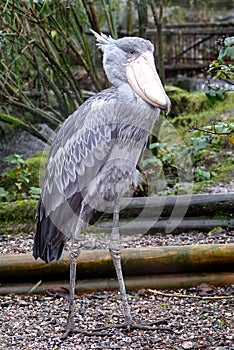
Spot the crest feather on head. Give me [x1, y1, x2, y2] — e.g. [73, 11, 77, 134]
[90, 29, 115, 51]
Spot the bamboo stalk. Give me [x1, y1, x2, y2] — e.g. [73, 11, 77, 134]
[126, 0, 132, 35]
[101, 0, 117, 39]
[69, 6, 102, 91]
[81, 0, 101, 34]
[136, 0, 148, 39]
[150, 0, 165, 84]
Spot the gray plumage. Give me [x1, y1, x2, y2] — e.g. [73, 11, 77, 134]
[34, 90, 157, 262]
[33, 33, 171, 263]
[33, 31, 171, 336]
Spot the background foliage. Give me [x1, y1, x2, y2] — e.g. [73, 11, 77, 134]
[0, 1, 233, 202]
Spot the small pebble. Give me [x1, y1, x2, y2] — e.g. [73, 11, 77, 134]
[182, 341, 195, 349]
[18, 299, 29, 306]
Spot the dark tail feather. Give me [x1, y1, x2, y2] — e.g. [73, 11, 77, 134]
[84, 205, 103, 226]
[67, 192, 104, 226]
[33, 195, 103, 264]
[33, 200, 67, 264]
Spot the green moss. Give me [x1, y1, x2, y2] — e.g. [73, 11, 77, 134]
[166, 86, 210, 118]
[0, 199, 37, 235]
[170, 91, 234, 130]
[0, 199, 37, 223]
[0, 151, 46, 192]
[210, 159, 234, 183]
[192, 158, 233, 194]
[25, 151, 46, 187]
[164, 88, 234, 194]
[0, 152, 45, 234]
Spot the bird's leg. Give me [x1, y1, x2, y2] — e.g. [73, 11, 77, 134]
[109, 198, 133, 328]
[61, 202, 168, 338]
[61, 239, 81, 339]
[108, 199, 169, 332]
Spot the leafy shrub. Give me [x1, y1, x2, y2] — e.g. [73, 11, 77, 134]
[0, 154, 41, 202]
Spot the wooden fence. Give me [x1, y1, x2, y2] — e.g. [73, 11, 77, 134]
[145, 23, 234, 75]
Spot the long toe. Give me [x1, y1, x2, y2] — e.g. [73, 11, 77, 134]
[92, 318, 170, 333]
[60, 318, 170, 338]
[120, 318, 170, 332]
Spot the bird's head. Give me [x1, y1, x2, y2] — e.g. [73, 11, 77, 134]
[91, 30, 171, 114]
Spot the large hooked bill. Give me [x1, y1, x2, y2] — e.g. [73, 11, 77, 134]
[126, 51, 171, 114]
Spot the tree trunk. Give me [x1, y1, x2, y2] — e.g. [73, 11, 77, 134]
[135, 0, 148, 38]
[150, 0, 165, 85]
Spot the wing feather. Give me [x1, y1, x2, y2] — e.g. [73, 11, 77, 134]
[34, 87, 159, 262]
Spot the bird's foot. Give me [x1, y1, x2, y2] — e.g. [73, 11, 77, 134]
[61, 326, 110, 338]
[61, 318, 170, 339]
[61, 328, 72, 340]
[61, 322, 76, 340]
[91, 317, 170, 334]
[108, 317, 170, 332]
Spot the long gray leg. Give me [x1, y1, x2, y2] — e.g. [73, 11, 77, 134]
[61, 202, 167, 338]
[109, 198, 133, 327]
[108, 199, 169, 332]
[62, 239, 81, 339]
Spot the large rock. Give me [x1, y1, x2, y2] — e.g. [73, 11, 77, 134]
[0, 124, 55, 174]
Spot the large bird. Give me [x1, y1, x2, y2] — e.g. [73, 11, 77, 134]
[33, 30, 171, 338]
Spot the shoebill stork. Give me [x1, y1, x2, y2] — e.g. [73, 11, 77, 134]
[33, 30, 171, 337]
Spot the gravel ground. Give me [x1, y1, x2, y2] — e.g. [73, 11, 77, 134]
[0, 229, 233, 349]
[0, 287, 233, 349]
[0, 228, 233, 255]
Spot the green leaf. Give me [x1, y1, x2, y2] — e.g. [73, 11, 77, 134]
[51, 30, 57, 39]
[29, 186, 41, 200]
[218, 47, 227, 61]
[224, 36, 234, 47]
[149, 142, 159, 150]
[149, 142, 166, 150]
[205, 88, 226, 105]
[0, 187, 9, 198]
[215, 122, 229, 133]
[4, 154, 25, 166]
[141, 157, 163, 168]
[194, 168, 211, 181]
[226, 46, 234, 59]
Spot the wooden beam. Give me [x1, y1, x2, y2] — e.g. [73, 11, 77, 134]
[0, 272, 233, 296]
[0, 245, 233, 285]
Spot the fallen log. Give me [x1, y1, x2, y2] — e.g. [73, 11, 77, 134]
[0, 245, 233, 285]
[99, 193, 234, 233]
[97, 218, 234, 234]
[118, 193, 234, 219]
[1, 193, 233, 235]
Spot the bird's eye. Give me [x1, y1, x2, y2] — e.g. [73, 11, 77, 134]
[129, 50, 135, 55]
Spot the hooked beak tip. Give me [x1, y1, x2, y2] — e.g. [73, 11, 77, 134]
[166, 101, 171, 115]
[159, 99, 171, 115]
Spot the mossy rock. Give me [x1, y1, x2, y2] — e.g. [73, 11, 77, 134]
[0, 199, 37, 223]
[166, 86, 210, 118]
[26, 151, 47, 187]
[166, 88, 234, 130]
[0, 199, 37, 234]
[0, 151, 47, 194]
